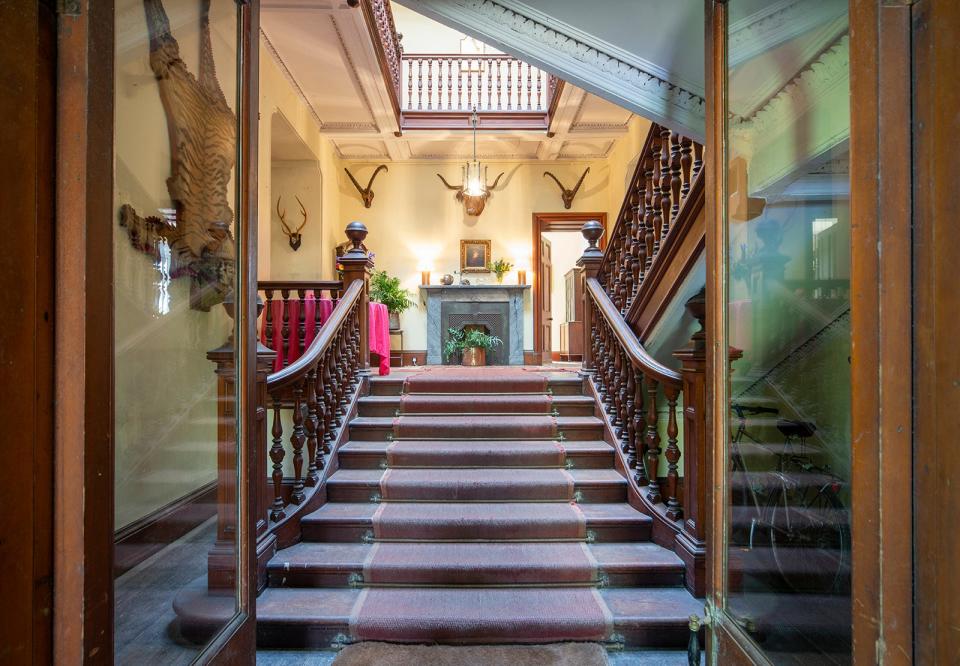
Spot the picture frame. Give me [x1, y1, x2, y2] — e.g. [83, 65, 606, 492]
[460, 239, 491, 273]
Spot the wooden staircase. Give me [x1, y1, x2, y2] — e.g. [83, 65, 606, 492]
[255, 370, 700, 648]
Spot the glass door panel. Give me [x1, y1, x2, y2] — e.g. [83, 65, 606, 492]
[113, 0, 245, 662]
[723, 1, 852, 662]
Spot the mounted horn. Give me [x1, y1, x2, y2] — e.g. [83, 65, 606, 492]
[436, 164, 505, 217]
[345, 164, 388, 208]
[277, 195, 308, 251]
[543, 167, 590, 209]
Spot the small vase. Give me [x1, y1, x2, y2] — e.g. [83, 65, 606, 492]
[496, 274, 504, 284]
[461, 347, 486, 366]
[388, 311, 401, 331]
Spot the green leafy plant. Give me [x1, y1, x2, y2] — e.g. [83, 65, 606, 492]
[443, 327, 503, 361]
[369, 270, 413, 314]
[487, 258, 513, 283]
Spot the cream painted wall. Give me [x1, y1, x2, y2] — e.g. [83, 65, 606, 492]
[541, 231, 587, 351]
[337, 159, 619, 351]
[113, 0, 239, 528]
[258, 43, 343, 281]
[271, 160, 327, 277]
[604, 115, 652, 221]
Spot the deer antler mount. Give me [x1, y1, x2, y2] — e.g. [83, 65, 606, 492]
[436, 165, 505, 217]
[277, 195, 308, 251]
[345, 164, 388, 208]
[543, 167, 590, 209]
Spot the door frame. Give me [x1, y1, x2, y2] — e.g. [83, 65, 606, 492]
[53, 1, 261, 662]
[531, 212, 607, 361]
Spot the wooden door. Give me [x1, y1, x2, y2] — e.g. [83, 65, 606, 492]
[539, 235, 553, 363]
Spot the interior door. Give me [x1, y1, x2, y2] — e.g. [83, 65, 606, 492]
[540, 235, 553, 363]
[707, 0, 853, 663]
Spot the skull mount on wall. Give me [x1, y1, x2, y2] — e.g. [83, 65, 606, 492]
[277, 195, 308, 251]
[436, 167, 505, 217]
[543, 167, 590, 209]
[344, 164, 388, 208]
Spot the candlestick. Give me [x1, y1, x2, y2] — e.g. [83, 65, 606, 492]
[421, 271, 431, 285]
[517, 270, 527, 285]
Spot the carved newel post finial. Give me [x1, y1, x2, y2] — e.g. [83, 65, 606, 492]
[580, 220, 604, 257]
[344, 221, 369, 256]
[684, 286, 707, 354]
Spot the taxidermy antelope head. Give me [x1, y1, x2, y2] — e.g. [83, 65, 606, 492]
[345, 164, 388, 208]
[543, 167, 590, 209]
[277, 195, 307, 251]
[437, 166, 505, 217]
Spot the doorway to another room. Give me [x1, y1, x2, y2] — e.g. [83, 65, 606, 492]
[532, 212, 607, 364]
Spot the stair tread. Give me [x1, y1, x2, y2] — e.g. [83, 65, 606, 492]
[328, 468, 625, 483]
[257, 586, 701, 632]
[304, 501, 650, 525]
[359, 394, 594, 405]
[340, 439, 612, 452]
[269, 541, 682, 574]
[350, 415, 603, 427]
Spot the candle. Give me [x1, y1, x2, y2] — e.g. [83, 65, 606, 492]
[517, 270, 526, 285]
[421, 271, 431, 285]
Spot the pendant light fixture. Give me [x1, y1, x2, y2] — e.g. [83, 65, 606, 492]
[463, 107, 486, 197]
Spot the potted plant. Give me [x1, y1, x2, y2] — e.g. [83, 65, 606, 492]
[369, 269, 413, 331]
[487, 258, 513, 284]
[443, 327, 503, 366]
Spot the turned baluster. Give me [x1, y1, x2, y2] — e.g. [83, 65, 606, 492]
[624, 362, 637, 467]
[407, 58, 413, 109]
[680, 135, 693, 198]
[644, 143, 657, 272]
[305, 368, 321, 485]
[629, 190, 643, 297]
[611, 343, 624, 429]
[633, 370, 647, 485]
[506, 60, 513, 110]
[334, 332, 347, 422]
[644, 377, 662, 504]
[595, 324, 608, 401]
[486, 58, 493, 110]
[269, 398, 286, 521]
[350, 307, 361, 389]
[322, 352, 335, 451]
[417, 58, 423, 110]
[264, 289, 275, 351]
[280, 289, 291, 367]
[664, 385, 682, 520]
[604, 335, 617, 416]
[616, 348, 630, 450]
[466, 59, 473, 108]
[536, 69, 542, 110]
[658, 125, 672, 248]
[426, 59, 433, 110]
[446, 58, 453, 110]
[313, 290, 322, 339]
[496, 60, 503, 109]
[669, 132, 682, 228]
[290, 384, 306, 504]
[526, 62, 532, 110]
[621, 209, 635, 311]
[693, 142, 703, 178]
[297, 288, 307, 357]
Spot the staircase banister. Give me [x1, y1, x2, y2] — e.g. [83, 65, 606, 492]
[597, 124, 659, 279]
[586, 277, 681, 388]
[266, 280, 363, 392]
[258, 280, 343, 293]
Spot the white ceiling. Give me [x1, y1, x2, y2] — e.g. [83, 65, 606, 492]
[260, 0, 635, 163]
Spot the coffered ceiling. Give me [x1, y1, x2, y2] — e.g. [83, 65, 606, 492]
[260, 0, 634, 163]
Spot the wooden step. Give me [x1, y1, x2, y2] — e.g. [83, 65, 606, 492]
[267, 541, 685, 588]
[347, 415, 605, 441]
[356, 394, 596, 417]
[325, 468, 627, 503]
[301, 502, 652, 543]
[255, 586, 700, 648]
[337, 439, 615, 470]
[367, 373, 585, 397]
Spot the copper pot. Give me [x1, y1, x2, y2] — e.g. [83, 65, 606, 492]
[461, 347, 486, 366]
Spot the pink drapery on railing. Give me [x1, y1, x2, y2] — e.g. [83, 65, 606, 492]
[260, 296, 391, 375]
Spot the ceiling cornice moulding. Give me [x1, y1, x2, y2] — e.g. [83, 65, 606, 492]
[400, 0, 706, 140]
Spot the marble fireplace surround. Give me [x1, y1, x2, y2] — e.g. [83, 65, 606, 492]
[420, 285, 530, 365]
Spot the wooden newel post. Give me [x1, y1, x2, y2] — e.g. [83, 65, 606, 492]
[672, 287, 707, 596]
[577, 220, 604, 373]
[205, 295, 276, 591]
[338, 221, 374, 370]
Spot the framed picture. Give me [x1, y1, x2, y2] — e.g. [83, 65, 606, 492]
[460, 239, 491, 273]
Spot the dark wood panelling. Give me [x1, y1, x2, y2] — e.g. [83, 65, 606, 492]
[913, 0, 960, 662]
[113, 483, 218, 577]
[0, 2, 56, 663]
[391, 350, 427, 367]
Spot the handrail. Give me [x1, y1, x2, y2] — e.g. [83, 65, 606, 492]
[360, 0, 403, 131]
[267, 280, 362, 392]
[259, 280, 343, 293]
[597, 122, 704, 317]
[586, 277, 680, 387]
